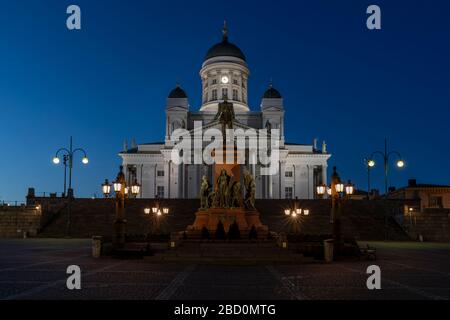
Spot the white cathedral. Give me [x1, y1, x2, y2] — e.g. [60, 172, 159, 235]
[119, 24, 330, 200]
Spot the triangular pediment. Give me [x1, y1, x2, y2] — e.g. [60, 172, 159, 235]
[262, 106, 283, 112]
[166, 106, 188, 112]
[189, 119, 253, 134]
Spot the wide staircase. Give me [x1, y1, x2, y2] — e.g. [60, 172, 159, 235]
[403, 208, 450, 242]
[37, 198, 410, 241]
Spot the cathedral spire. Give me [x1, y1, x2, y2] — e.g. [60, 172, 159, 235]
[222, 20, 228, 42]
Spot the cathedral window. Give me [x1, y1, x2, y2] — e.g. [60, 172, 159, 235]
[222, 88, 228, 99]
[157, 186, 165, 198]
[157, 170, 165, 177]
[233, 79, 238, 85]
[285, 187, 293, 199]
[212, 79, 217, 85]
[232, 89, 238, 101]
[212, 89, 217, 100]
[285, 171, 293, 178]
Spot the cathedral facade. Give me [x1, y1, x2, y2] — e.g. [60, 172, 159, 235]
[119, 24, 330, 200]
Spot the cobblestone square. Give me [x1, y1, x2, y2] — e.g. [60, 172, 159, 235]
[1, 239, 449, 300]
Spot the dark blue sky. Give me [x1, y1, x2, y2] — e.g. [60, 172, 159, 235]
[1, 0, 449, 202]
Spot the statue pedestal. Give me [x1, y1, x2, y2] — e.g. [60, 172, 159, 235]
[188, 208, 268, 236]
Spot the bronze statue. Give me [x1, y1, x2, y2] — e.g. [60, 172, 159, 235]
[217, 169, 230, 208]
[200, 175, 211, 209]
[230, 181, 243, 208]
[243, 170, 256, 210]
[215, 99, 235, 139]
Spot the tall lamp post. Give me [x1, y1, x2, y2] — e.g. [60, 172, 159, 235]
[144, 200, 169, 235]
[52, 136, 89, 198]
[366, 139, 405, 240]
[102, 166, 141, 250]
[52, 136, 89, 236]
[316, 167, 354, 259]
[363, 157, 373, 199]
[366, 138, 405, 197]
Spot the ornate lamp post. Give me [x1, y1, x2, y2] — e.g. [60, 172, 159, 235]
[316, 167, 354, 259]
[366, 138, 405, 197]
[52, 136, 89, 198]
[144, 199, 169, 234]
[52, 136, 88, 236]
[102, 166, 140, 250]
[366, 139, 405, 240]
[101, 179, 111, 198]
[284, 197, 310, 234]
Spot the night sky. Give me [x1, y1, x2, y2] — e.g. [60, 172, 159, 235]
[1, 0, 449, 203]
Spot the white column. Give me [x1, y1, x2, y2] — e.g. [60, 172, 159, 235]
[322, 165, 328, 186]
[294, 165, 300, 198]
[268, 171, 273, 199]
[171, 163, 179, 199]
[308, 165, 314, 199]
[280, 161, 286, 199]
[164, 160, 170, 199]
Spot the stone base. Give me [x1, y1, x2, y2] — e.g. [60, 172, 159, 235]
[188, 208, 268, 236]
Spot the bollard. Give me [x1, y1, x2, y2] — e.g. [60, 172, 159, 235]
[92, 236, 103, 258]
[323, 239, 334, 263]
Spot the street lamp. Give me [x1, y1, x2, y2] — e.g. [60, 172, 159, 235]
[366, 138, 405, 197]
[102, 167, 143, 249]
[102, 179, 111, 198]
[345, 180, 354, 196]
[52, 136, 89, 198]
[316, 166, 355, 260]
[52, 136, 88, 237]
[316, 184, 327, 198]
[131, 179, 141, 197]
[284, 199, 310, 234]
[144, 200, 169, 234]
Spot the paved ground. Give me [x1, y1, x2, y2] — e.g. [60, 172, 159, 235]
[1, 239, 450, 300]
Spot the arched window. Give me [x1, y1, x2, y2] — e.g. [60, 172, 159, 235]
[222, 88, 228, 99]
[232, 89, 238, 101]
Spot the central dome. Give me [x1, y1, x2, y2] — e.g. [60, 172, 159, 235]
[204, 22, 246, 62]
[205, 39, 246, 62]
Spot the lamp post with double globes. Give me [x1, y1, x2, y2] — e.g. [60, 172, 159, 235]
[52, 136, 89, 236]
[52, 136, 89, 198]
[366, 139, 405, 240]
[366, 138, 405, 197]
[102, 166, 140, 250]
[316, 167, 354, 259]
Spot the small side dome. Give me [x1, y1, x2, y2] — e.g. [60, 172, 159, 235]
[168, 85, 187, 99]
[263, 85, 282, 99]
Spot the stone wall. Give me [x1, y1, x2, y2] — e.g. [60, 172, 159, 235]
[404, 208, 450, 242]
[0, 205, 42, 238]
